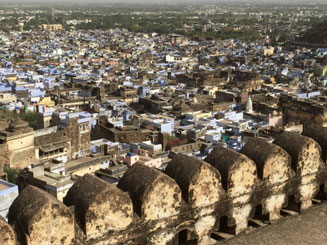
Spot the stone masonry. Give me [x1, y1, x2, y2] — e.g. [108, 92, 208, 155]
[2, 131, 327, 245]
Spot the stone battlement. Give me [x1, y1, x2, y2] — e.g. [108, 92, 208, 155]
[1, 131, 327, 245]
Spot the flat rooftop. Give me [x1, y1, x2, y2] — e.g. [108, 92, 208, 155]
[0, 182, 11, 191]
[0, 183, 9, 191]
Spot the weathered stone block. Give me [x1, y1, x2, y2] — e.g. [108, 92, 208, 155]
[118, 163, 182, 221]
[8, 186, 74, 245]
[303, 127, 327, 162]
[205, 147, 258, 234]
[64, 174, 133, 240]
[0, 216, 15, 245]
[165, 154, 224, 208]
[274, 131, 324, 210]
[241, 138, 293, 221]
[165, 154, 224, 244]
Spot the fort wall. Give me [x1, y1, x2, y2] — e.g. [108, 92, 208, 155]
[2, 131, 327, 245]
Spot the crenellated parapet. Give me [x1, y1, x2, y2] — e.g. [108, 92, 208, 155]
[118, 163, 182, 222]
[165, 154, 224, 244]
[240, 137, 294, 221]
[204, 147, 259, 235]
[64, 174, 134, 240]
[274, 131, 326, 210]
[2, 131, 327, 245]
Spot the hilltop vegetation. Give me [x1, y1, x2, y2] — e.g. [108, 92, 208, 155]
[0, 109, 37, 130]
[301, 19, 327, 45]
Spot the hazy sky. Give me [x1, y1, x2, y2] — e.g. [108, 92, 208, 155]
[1, 0, 327, 4]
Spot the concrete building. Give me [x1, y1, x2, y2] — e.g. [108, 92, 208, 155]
[40, 24, 63, 32]
[19, 166, 74, 202]
[18, 23, 24, 32]
[132, 141, 163, 156]
[0, 118, 36, 169]
[133, 114, 175, 136]
[116, 149, 162, 169]
[0, 179, 18, 221]
[36, 105, 56, 129]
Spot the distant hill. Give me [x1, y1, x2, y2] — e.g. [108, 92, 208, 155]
[300, 20, 327, 47]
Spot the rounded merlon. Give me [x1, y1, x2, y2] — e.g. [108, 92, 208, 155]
[241, 137, 293, 183]
[8, 185, 74, 245]
[303, 127, 327, 162]
[118, 163, 182, 221]
[274, 131, 324, 210]
[205, 146, 258, 194]
[64, 174, 134, 239]
[274, 131, 322, 173]
[165, 153, 224, 207]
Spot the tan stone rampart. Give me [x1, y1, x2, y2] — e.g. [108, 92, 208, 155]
[274, 131, 325, 210]
[8, 186, 74, 245]
[2, 132, 327, 245]
[0, 216, 15, 245]
[205, 147, 259, 234]
[241, 138, 293, 221]
[64, 174, 133, 240]
[118, 163, 182, 221]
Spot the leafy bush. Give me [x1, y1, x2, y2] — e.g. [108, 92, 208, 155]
[3, 165, 19, 184]
[0, 108, 37, 129]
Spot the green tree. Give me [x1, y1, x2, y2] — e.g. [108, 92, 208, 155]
[20, 111, 38, 130]
[3, 165, 19, 184]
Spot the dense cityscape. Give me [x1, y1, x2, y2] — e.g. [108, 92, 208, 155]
[1, 2, 327, 245]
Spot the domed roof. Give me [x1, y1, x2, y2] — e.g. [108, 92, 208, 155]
[10, 118, 29, 130]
